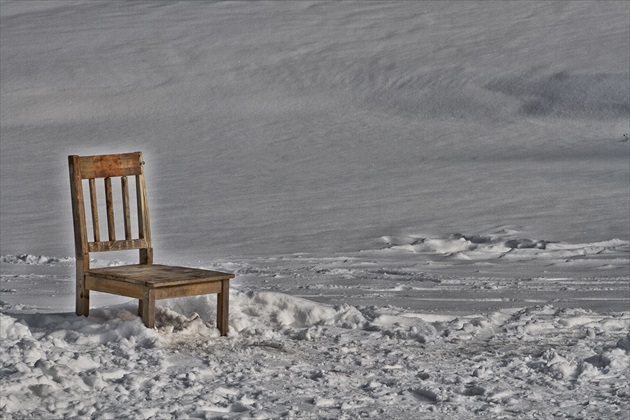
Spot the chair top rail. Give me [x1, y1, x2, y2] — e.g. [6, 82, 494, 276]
[72, 152, 144, 179]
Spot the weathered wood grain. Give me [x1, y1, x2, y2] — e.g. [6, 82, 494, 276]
[142, 289, 156, 328]
[136, 172, 151, 244]
[104, 177, 115, 241]
[77, 152, 143, 179]
[154, 282, 223, 299]
[121, 176, 132, 240]
[217, 279, 230, 336]
[69, 156, 89, 317]
[88, 239, 148, 252]
[88, 178, 100, 242]
[85, 276, 145, 299]
[86, 264, 234, 287]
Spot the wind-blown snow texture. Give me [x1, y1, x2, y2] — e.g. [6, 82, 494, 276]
[1, 1, 629, 419]
[1, 0, 629, 259]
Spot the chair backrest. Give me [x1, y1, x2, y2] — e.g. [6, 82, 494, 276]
[68, 152, 153, 269]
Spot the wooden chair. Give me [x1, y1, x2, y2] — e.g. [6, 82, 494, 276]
[68, 152, 233, 335]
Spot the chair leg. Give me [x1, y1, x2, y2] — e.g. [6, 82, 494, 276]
[76, 287, 89, 317]
[138, 299, 144, 317]
[141, 289, 155, 328]
[217, 280, 229, 336]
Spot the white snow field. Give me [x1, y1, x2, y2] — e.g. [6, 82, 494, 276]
[1, 1, 629, 419]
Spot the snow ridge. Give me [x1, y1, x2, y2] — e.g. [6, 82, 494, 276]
[380, 232, 630, 262]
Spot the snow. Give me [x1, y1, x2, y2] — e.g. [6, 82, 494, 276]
[1, 1, 629, 418]
[1, 281, 629, 418]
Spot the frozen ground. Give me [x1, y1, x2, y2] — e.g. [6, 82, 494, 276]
[1, 1, 629, 419]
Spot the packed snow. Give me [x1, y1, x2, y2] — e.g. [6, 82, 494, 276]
[1, 1, 629, 419]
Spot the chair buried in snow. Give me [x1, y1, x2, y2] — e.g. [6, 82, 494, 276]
[68, 152, 233, 335]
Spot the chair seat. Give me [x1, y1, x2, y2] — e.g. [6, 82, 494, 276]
[86, 264, 234, 288]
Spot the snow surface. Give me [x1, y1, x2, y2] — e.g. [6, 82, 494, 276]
[1, 262, 629, 419]
[1, 1, 629, 419]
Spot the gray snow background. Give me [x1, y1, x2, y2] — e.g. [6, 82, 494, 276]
[1, 1, 629, 419]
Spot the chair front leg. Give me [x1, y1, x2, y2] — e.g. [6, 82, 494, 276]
[217, 280, 229, 336]
[76, 286, 90, 317]
[141, 289, 156, 328]
[76, 260, 89, 317]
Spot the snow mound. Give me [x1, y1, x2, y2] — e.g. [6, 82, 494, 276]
[160, 291, 370, 339]
[0, 313, 33, 341]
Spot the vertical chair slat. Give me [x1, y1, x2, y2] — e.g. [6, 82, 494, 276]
[136, 162, 153, 264]
[88, 178, 100, 242]
[136, 173, 151, 242]
[121, 176, 132, 240]
[105, 177, 116, 241]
